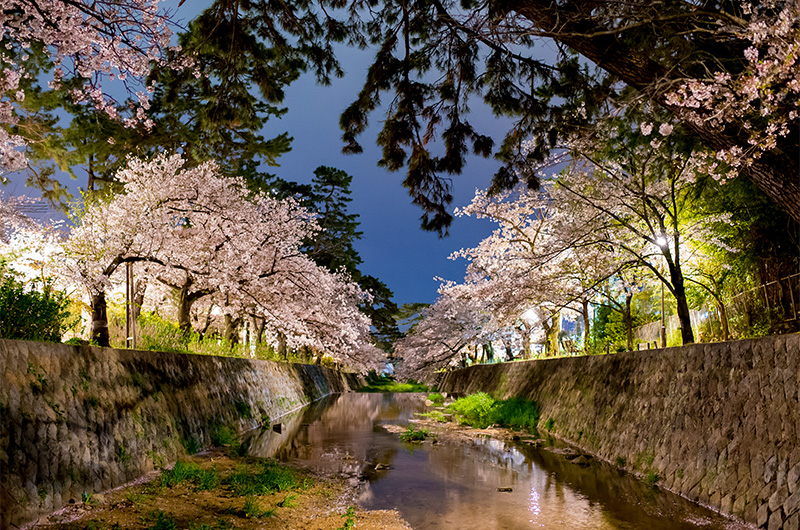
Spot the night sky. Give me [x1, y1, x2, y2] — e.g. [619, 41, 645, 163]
[10, 2, 519, 308]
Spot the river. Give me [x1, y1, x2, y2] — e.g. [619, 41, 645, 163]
[243, 393, 749, 530]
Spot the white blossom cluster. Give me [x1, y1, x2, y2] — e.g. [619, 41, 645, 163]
[0, 0, 191, 173]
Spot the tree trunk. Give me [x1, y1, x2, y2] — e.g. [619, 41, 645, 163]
[224, 314, 241, 346]
[669, 267, 695, 345]
[277, 332, 288, 360]
[716, 299, 731, 341]
[520, 321, 531, 359]
[624, 292, 634, 352]
[132, 277, 147, 323]
[503, 339, 514, 362]
[90, 292, 110, 347]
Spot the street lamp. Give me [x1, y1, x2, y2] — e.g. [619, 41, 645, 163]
[656, 237, 668, 348]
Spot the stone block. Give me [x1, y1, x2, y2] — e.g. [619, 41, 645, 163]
[768, 511, 784, 530]
[785, 513, 800, 530]
[757, 502, 771, 527]
[769, 485, 789, 512]
[786, 491, 800, 517]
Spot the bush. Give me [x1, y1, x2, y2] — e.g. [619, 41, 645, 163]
[447, 393, 540, 431]
[0, 276, 74, 342]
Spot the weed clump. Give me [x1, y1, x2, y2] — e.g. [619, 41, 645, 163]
[357, 376, 429, 393]
[446, 393, 540, 432]
[160, 461, 220, 491]
[225, 460, 308, 497]
[427, 392, 445, 404]
[399, 424, 431, 442]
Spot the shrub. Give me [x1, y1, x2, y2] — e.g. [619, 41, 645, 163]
[0, 276, 74, 342]
[398, 424, 430, 442]
[447, 393, 540, 431]
[225, 460, 303, 497]
[427, 392, 445, 404]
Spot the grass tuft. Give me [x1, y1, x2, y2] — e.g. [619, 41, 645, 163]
[446, 393, 540, 432]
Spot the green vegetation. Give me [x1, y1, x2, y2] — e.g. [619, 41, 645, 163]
[159, 461, 220, 491]
[0, 276, 76, 342]
[337, 506, 357, 530]
[446, 393, 540, 432]
[416, 410, 447, 422]
[357, 375, 429, 393]
[644, 471, 660, 486]
[398, 424, 431, 442]
[242, 495, 275, 518]
[144, 510, 177, 530]
[224, 460, 308, 497]
[543, 418, 555, 431]
[427, 392, 445, 404]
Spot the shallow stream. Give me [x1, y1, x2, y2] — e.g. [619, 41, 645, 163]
[244, 393, 748, 530]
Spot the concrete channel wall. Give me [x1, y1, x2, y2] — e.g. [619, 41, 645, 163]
[436, 334, 800, 529]
[0, 339, 363, 529]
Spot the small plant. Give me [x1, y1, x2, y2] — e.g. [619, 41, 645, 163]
[234, 401, 252, 419]
[277, 493, 297, 508]
[615, 456, 627, 467]
[337, 506, 357, 530]
[677, 468, 685, 479]
[644, 471, 660, 486]
[416, 410, 447, 422]
[117, 444, 132, 465]
[543, 418, 555, 431]
[225, 460, 302, 497]
[357, 376, 429, 393]
[144, 510, 177, 530]
[27, 363, 48, 394]
[181, 435, 201, 455]
[242, 496, 275, 518]
[124, 491, 151, 506]
[427, 392, 445, 404]
[399, 424, 430, 442]
[210, 425, 237, 447]
[82, 491, 96, 505]
[159, 461, 220, 491]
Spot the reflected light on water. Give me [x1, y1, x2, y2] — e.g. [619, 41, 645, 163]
[529, 486, 542, 525]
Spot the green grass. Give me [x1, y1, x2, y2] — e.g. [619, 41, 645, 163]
[398, 424, 430, 442]
[143, 510, 177, 530]
[242, 496, 275, 518]
[427, 392, 445, 404]
[159, 461, 220, 491]
[446, 393, 540, 432]
[225, 460, 308, 497]
[357, 376, 429, 393]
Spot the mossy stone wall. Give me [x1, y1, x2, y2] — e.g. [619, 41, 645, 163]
[437, 335, 800, 529]
[0, 339, 362, 529]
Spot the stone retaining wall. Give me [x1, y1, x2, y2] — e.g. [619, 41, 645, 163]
[436, 334, 800, 529]
[0, 339, 362, 529]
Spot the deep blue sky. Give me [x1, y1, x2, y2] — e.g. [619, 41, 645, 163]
[268, 47, 505, 306]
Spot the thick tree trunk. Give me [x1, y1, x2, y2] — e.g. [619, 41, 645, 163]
[90, 292, 110, 347]
[624, 293, 634, 352]
[669, 268, 695, 345]
[224, 314, 241, 346]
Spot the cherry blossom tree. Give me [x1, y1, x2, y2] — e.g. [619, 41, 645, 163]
[60, 153, 381, 371]
[1, 0, 188, 174]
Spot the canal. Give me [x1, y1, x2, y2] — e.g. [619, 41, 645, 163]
[244, 393, 748, 530]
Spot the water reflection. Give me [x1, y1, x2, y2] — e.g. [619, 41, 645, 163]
[244, 394, 746, 530]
